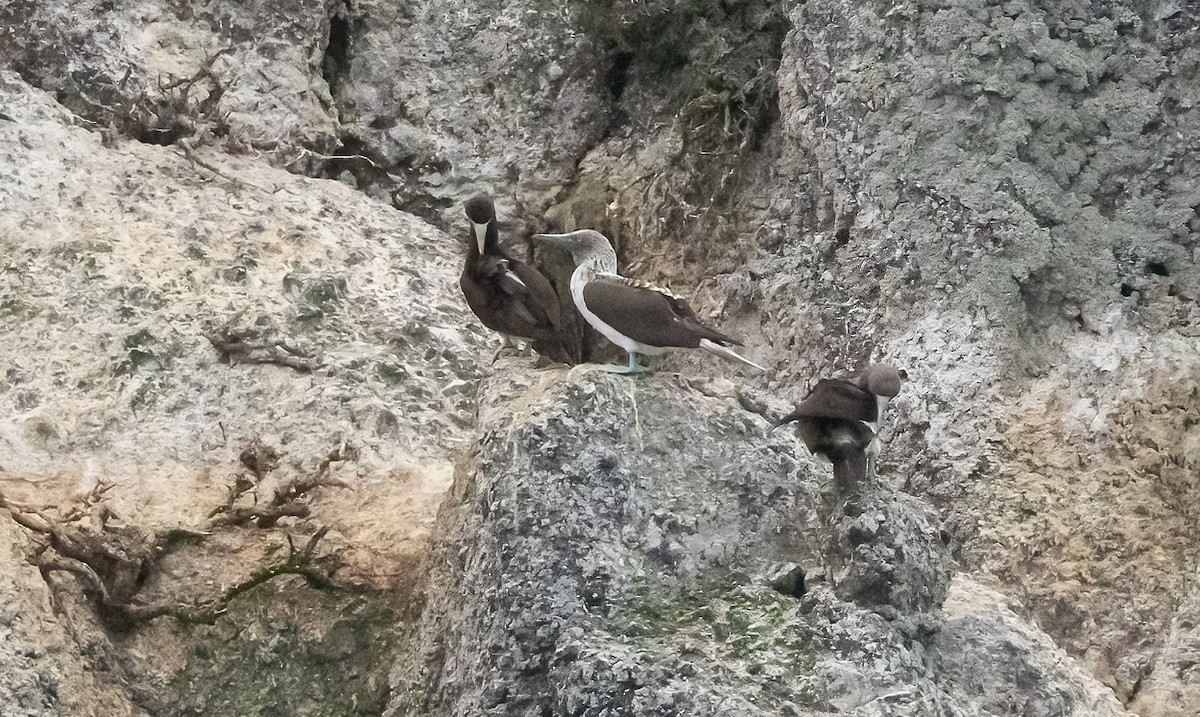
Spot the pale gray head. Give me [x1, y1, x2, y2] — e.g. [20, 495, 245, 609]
[865, 364, 905, 397]
[532, 229, 617, 271]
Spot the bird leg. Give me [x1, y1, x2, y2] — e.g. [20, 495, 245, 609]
[491, 334, 524, 363]
[864, 438, 880, 479]
[592, 351, 649, 374]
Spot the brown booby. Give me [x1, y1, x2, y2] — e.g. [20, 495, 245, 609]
[459, 194, 566, 360]
[776, 364, 905, 488]
[531, 229, 765, 374]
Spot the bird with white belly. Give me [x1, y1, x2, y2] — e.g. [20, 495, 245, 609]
[532, 229, 765, 374]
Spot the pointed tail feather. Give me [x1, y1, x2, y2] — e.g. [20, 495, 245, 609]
[698, 338, 766, 372]
[773, 407, 803, 429]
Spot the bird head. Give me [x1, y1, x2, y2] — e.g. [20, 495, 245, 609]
[531, 229, 614, 265]
[865, 364, 905, 398]
[464, 194, 497, 254]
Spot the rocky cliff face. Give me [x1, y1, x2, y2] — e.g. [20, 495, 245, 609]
[1, 1, 1197, 716]
[389, 365, 1124, 715]
[758, 2, 1200, 709]
[0, 73, 478, 715]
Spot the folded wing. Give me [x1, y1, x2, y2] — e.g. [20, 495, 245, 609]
[778, 379, 878, 424]
[582, 273, 739, 348]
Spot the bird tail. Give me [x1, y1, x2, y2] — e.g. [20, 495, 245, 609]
[831, 450, 867, 494]
[699, 338, 766, 372]
[773, 407, 803, 429]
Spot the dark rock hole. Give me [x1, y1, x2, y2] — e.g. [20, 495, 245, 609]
[769, 566, 806, 599]
[606, 51, 634, 99]
[1145, 261, 1169, 277]
[1120, 283, 1135, 297]
[368, 115, 396, 130]
[322, 13, 352, 96]
[128, 120, 193, 147]
[848, 525, 872, 546]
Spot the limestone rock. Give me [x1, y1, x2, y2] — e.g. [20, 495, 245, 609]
[389, 365, 1126, 716]
[1, 0, 1197, 713]
[837, 489, 951, 617]
[0, 70, 479, 715]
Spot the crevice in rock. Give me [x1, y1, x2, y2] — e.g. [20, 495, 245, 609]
[1145, 260, 1170, 277]
[770, 565, 807, 599]
[606, 51, 634, 100]
[321, 6, 353, 98]
[556, 0, 792, 282]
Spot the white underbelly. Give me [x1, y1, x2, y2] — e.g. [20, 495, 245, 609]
[571, 273, 668, 356]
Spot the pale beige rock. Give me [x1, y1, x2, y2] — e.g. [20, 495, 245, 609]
[0, 70, 481, 713]
[1130, 567, 1200, 717]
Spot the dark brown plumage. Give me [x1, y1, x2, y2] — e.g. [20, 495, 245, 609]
[459, 194, 569, 362]
[531, 229, 765, 373]
[777, 365, 905, 490]
[581, 276, 740, 349]
[777, 379, 879, 426]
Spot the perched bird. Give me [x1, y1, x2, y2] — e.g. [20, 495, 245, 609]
[776, 364, 905, 489]
[459, 194, 567, 361]
[532, 229, 765, 374]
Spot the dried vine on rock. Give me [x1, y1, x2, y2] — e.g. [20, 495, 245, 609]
[206, 312, 321, 373]
[0, 443, 350, 630]
[208, 441, 351, 528]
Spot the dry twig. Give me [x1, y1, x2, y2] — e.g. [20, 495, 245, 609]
[205, 322, 320, 372]
[2, 485, 342, 629]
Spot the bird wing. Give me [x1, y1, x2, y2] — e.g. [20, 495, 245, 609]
[462, 252, 561, 340]
[493, 257, 557, 329]
[509, 260, 561, 326]
[779, 379, 878, 423]
[491, 259, 530, 295]
[582, 273, 739, 348]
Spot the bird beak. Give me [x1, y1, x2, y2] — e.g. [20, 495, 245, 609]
[504, 270, 527, 289]
[471, 222, 488, 254]
[531, 232, 566, 247]
[533, 230, 594, 248]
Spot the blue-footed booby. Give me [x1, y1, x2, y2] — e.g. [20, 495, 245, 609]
[459, 194, 566, 361]
[776, 364, 905, 488]
[532, 229, 765, 374]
